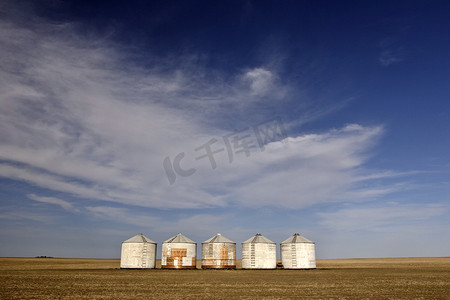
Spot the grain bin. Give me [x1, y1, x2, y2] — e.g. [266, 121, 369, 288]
[242, 233, 276, 269]
[280, 233, 316, 269]
[161, 233, 197, 269]
[202, 233, 236, 269]
[120, 233, 157, 269]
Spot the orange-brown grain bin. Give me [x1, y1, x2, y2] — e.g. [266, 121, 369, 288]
[201, 233, 236, 269]
[161, 233, 197, 269]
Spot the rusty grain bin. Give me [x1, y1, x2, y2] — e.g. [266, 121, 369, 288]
[280, 233, 316, 269]
[161, 233, 197, 269]
[201, 233, 236, 269]
[241, 233, 276, 269]
[120, 233, 157, 269]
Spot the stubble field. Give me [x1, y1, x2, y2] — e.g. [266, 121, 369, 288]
[0, 257, 449, 299]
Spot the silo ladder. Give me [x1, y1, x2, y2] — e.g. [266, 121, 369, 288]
[142, 243, 148, 268]
[291, 244, 297, 268]
[250, 244, 256, 267]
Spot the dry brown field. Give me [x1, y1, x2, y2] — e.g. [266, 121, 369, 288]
[1, 257, 449, 299]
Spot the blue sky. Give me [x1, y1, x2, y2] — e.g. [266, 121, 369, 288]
[0, 0, 449, 259]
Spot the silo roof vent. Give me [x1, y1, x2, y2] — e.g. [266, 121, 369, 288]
[243, 233, 275, 244]
[122, 233, 156, 244]
[281, 233, 314, 244]
[164, 233, 196, 244]
[203, 233, 235, 244]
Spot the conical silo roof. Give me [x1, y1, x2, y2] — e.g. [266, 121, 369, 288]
[123, 233, 156, 244]
[243, 233, 275, 244]
[281, 233, 314, 244]
[164, 233, 195, 244]
[203, 233, 235, 244]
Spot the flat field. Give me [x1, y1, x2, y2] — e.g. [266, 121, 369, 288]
[1, 257, 449, 299]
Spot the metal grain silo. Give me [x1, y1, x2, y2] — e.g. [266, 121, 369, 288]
[161, 233, 197, 269]
[280, 233, 316, 269]
[120, 233, 157, 269]
[202, 233, 236, 269]
[242, 233, 276, 269]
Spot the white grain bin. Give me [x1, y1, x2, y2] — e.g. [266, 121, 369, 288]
[161, 233, 197, 269]
[120, 233, 156, 269]
[242, 233, 276, 269]
[280, 233, 316, 269]
[202, 233, 236, 269]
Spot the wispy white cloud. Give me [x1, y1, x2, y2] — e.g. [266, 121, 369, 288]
[379, 49, 403, 66]
[244, 67, 275, 97]
[352, 170, 423, 182]
[317, 203, 447, 231]
[85, 206, 228, 237]
[86, 206, 160, 227]
[0, 164, 112, 200]
[0, 211, 55, 223]
[378, 33, 406, 67]
[27, 194, 79, 213]
[208, 124, 385, 209]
